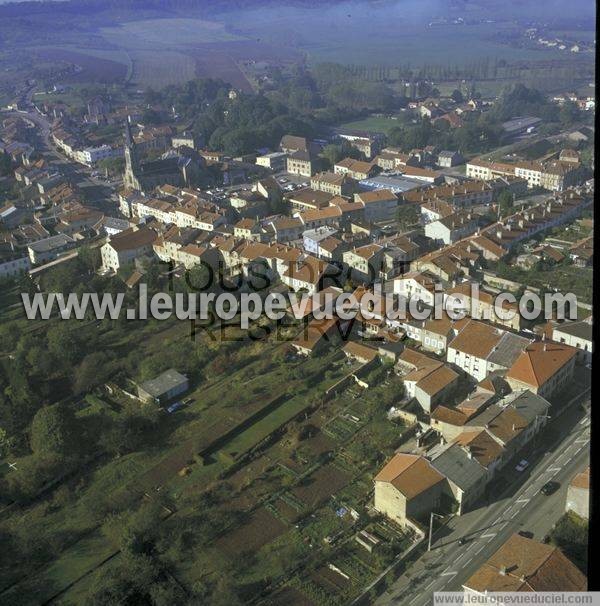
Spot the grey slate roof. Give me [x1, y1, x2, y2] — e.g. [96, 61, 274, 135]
[28, 234, 75, 253]
[487, 332, 532, 367]
[553, 319, 593, 342]
[430, 443, 487, 491]
[138, 369, 188, 399]
[501, 390, 550, 424]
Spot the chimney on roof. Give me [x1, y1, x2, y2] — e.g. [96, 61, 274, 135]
[499, 566, 507, 576]
[512, 423, 516, 431]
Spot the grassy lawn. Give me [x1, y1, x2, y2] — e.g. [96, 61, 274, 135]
[0, 320, 405, 606]
[2, 530, 117, 606]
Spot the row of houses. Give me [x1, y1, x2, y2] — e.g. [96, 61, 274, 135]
[375, 387, 549, 521]
[52, 127, 123, 166]
[466, 154, 584, 192]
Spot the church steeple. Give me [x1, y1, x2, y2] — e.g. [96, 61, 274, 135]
[123, 120, 140, 189]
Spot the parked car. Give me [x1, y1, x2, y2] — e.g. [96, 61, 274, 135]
[541, 481, 560, 495]
[518, 530, 534, 539]
[166, 401, 185, 414]
[515, 459, 529, 472]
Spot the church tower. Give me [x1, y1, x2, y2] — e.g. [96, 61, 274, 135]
[123, 120, 141, 191]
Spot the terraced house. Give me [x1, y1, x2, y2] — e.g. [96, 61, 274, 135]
[505, 340, 577, 398]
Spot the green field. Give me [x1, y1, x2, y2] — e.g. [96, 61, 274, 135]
[101, 18, 243, 48]
[128, 50, 197, 89]
[217, 5, 572, 66]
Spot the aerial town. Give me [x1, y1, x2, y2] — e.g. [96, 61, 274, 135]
[0, 1, 594, 605]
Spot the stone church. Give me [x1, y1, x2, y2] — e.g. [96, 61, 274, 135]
[123, 122, 201, 192]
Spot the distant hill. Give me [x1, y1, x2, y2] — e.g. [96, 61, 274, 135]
[0, 0, 371, 15]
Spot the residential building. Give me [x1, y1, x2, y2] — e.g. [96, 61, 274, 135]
[374, 453, 446, 528]
[296, 205, 343, 230]
[0, 254, 30, 279]
[286, 188, 334, 211]
[437, 150, 464, 167]
[463, 534, 587, 594]
[428, 441, 490, 514]
[398, 165, 443, 184]
[171, 132, 198, 150]
[286, 150, 316, 177]
[447, 320, 530, 382]
[425, 211, 478, 245]
[27, 234, 76, 265]
[280, 135, 312, 155]
[234, 218, 266, 242]
[281, 254, 333, 295]
[340, 135, 382, 159]
[551, 318, 593, 364]
[311, 171, 357, 196]
[420, 200, 455, 224]
[334, 158, 377, 180]
[466, 159, 516, 181]
[343, 243, 385, 283]
[514, 159, 581, 192]
[256, 151, 288, 171]
[291, 317, 344, 356]
[100, 226, 158, 272]
[380, 235, 421, 279]
[445, 282, 523, 331]
[506, 340, 577, 398]
[269, 217, 304, 243]
[391, 270, 438, 308]
[355, 189, 398, 222]
[396, 348, 459, 413]
[479, 191, 591, 250]
[403, 180, 495, 208]
[421, 316, 469, 355]
[302, 226, 339, 258]
[569, 236, 593, 267]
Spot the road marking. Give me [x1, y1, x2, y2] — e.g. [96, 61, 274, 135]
[410, 595, 420, 605]
[575, 438, 588, 444]
[441, 571, 457, 577]
[425, 581, 435, 590]
[516, 498, 530, 503]
[481, 533, 497, 539]
[547, 467, 561, 472]
[510, 510, 519, 518]
[474, 543, 486, 554]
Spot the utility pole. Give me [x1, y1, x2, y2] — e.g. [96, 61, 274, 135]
[428, 512, 443, 551]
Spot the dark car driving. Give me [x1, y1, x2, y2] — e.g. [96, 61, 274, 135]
[541, 481, 560, 495]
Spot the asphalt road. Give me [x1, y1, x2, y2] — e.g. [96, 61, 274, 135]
[375, 400, 590, 606]
[2, 105, 120, 212]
